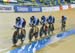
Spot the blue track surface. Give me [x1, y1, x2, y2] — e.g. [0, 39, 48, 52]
[7, 29, 75, 53]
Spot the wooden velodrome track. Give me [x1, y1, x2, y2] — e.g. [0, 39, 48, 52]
[0, 8, 75, 53]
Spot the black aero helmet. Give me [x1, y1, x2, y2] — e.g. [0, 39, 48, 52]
[62, 16, 64, 20]
[49, 15, 52, 19]
[32, 16, 35, 20]
[62, 16, 64, 18]
[41, 16, 45, 20]
[16, 17, 21, 21]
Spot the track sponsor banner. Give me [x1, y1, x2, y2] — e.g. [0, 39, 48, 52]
[0, 5, 14, 12]
[62, 5, 68, 10]
[71, 4, 75, 8]
[14, 6, 30, 12]
[14, 6, 42, 12]
[42, 6, 59, 12]
[31, 7, 42, 12]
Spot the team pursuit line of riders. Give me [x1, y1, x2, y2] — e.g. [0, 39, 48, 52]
[12, 15, 67, 47]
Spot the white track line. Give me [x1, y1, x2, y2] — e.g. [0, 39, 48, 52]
[28, 44, 33, 51]
[0, 47, 10, 53]
[18, 45, 26, 53]
[33, 41, 38, 53]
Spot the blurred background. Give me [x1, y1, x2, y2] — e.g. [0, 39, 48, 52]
[0, 0, 75, 6]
